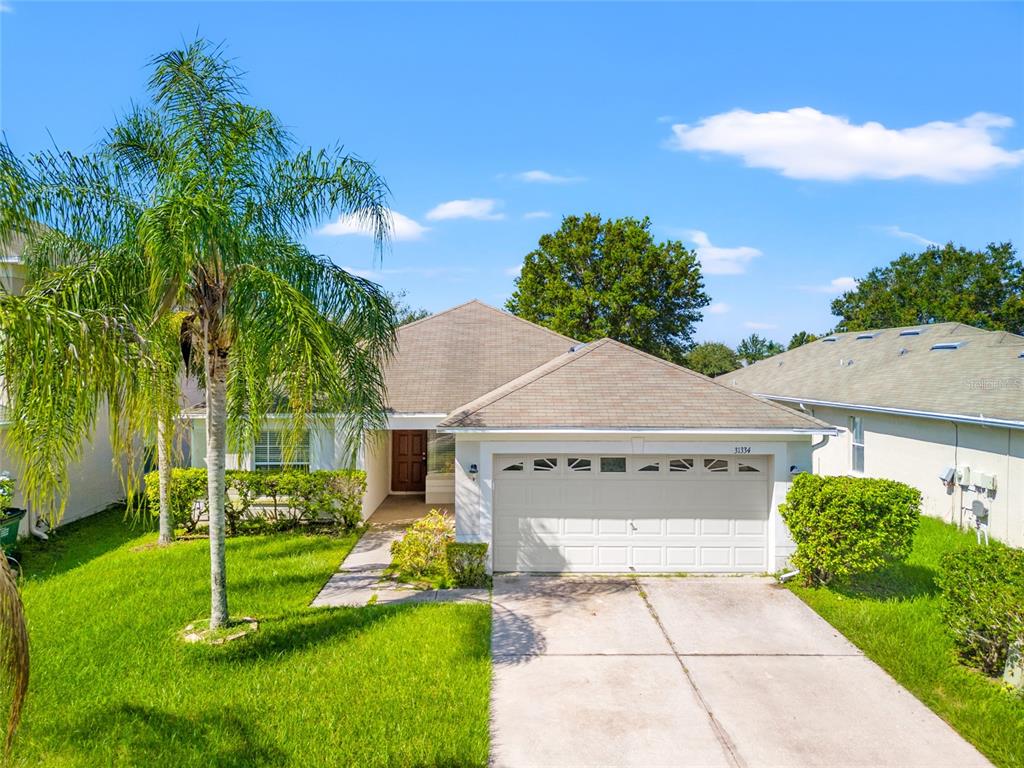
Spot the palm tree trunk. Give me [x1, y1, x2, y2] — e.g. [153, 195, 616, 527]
[156, 415, 174, 546]
[206, 346, 230, 629]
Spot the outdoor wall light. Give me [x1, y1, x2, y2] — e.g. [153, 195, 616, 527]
[467, 463, 479, 481]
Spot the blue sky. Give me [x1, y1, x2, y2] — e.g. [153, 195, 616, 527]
[2, 2, 1022, 345]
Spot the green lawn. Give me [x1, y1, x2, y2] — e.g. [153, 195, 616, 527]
[789, 516, 1024, 767]
[11, 509, 491, 767]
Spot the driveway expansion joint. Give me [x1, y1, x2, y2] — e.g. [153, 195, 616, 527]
[630, 574, 747, 768]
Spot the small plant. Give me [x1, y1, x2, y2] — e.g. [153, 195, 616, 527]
[780, 474, 921, 586]
[936, 545, 1024, 677]
[145, 468, 208, 533]
[389, 511, 454, 584]
[446, 542, 490, 588]
[0, 473, 13, 516]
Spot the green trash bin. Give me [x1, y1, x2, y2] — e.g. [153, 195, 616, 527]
[0, 508, 26, 551]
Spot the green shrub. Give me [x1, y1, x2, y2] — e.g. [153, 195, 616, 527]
[446, 542, 489, 588]
[144, 468, 208, 533]
[0, 473, 14, 515]
[780, 474, 921, 586]
[145, 468, 366, 535]
[936, 545, 1024, 676]
[389, 511, 454, 584]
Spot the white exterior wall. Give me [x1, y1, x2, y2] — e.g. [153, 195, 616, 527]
[358, 430, 390, 519]
[452, 433, 816, 573]
[2, 408, 126, 533]
[804, 405, 1023, 548]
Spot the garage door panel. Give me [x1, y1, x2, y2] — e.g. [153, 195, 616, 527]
[493, 453, 769, 574]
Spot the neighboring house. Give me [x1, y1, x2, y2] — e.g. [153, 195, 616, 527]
[0, 241, 127, 534]
[721, 323, 1024, 548]
[188, 300, 834, 573]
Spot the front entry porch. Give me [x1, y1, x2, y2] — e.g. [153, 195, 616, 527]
[368, 494, 453, 527]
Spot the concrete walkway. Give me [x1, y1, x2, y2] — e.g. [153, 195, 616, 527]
[491, 575, 990, 768]
[312, 495, 487, 607]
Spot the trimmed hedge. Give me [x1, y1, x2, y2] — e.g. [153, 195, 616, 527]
[780, 474, 921, 586]
[936, 545, 1024, 677]
[144, 468, 366, 535]
[446, 542, 489, 588]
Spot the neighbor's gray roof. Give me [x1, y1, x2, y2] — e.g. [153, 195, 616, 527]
[719, 323, 1024, 426]
[439, 338, 830, 430]
[384, 300, 578, 414]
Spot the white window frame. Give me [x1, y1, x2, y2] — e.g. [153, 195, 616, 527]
[254, 429, 310, 472]
[850, 416, 865, 473]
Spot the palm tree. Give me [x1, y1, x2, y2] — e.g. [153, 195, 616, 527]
[0, 40, 395, 630]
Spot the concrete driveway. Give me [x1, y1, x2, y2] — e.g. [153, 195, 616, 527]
[490, 575, 990, 768]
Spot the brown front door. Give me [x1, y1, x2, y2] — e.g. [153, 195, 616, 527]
[392, 430, 427, 492]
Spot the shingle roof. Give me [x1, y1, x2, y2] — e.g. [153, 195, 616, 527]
[384, 300, 578, 414]
[719, 323, 1024, 426]
[439, 338, 829, 430]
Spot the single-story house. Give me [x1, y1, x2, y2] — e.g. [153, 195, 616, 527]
[721, 322, 1024, 548]
[188, 300, 836, 573]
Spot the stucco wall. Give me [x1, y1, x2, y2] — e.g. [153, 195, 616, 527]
[805, 405, 1023, 548]
[359, 430, 390, 518]
[2, 408, 126, 532]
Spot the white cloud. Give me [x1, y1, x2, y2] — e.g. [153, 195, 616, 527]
[668, 108, 1024, 182]
[878, 225, 938, 247]
[707, 302, 730, 315]
[523, 210, 552, 220]
[686, 230, 762, 275]
[800, 276, 858, 294]
[425, 198, 504, 221]
[516, 170, 585, 184]
[317, 209, 428, 241]
[504, 265, 523, 277]
[0, 3, 11, 12]
[744, 321, 778, 330]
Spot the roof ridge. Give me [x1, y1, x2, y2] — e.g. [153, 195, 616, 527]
[396, 299, 579, 345]
[600, 339, 828, 428]
[444, 340, 607, 425]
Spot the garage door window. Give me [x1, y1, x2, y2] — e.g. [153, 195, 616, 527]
[567, 457, 592, 472]
[600, 457, 626, 473]
[704, 458, 729, 473]
[637, 459, 661, 472]
[737, 461, 761, 473]
[669, 458, 695, 472]
[533, 457, 558, 472]
[501, 459, 525, 472]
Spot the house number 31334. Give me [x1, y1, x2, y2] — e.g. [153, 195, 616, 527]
[733, 446, 752, 454]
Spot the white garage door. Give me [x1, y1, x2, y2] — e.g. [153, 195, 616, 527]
[493, 453, 770, 573]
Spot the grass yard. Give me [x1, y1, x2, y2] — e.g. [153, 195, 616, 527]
[789, 516, 1024, 767]
[11, 509, 491, 767]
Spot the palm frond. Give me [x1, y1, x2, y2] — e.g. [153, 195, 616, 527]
[0, 554, 28, 756]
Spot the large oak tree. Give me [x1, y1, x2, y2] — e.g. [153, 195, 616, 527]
[507, 214, 710, 363]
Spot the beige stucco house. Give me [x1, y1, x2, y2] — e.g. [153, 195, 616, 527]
[189, 300, 836, 573]
[721, 322, 1024, 548]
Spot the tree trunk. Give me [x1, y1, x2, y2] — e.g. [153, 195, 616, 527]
[206, 346, 230, 629]
[156, 415, 174, 546]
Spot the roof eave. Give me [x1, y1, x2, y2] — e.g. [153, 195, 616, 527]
[758, 394, 1024, 431]
[438, 426, 839, 436]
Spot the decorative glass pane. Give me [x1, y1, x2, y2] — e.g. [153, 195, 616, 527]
[704, 458, 729, 473]
[533, 457, 558, 472]
[669, 458, 694, 472]
[738, 462, 760, 473]
[568, 457, 591, 472]
[600, 457, 626, 473]
[501, 460, 524, 472]
[638, 461, 660, 472]
[427, 431, 455, 474]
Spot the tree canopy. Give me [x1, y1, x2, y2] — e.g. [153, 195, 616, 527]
[736, 334, 784, 365]
[788, 331, 819, 349]
[683, 342, 740, 377]
[831, 242, 1023, 335]
[506, 214, 710, 363]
